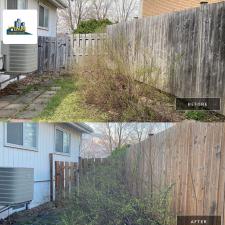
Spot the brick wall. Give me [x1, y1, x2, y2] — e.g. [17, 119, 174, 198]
[142, 0, 224, 17]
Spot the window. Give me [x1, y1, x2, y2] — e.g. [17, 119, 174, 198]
[55, 128, 70, 154]
[7, 0, 27, 9]
[39, 5, 49, 28]
[6, 123, 37, 149]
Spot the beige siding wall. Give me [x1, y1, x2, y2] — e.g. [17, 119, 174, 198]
[142, 0, 224, 17]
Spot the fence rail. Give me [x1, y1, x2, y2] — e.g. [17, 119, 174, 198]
[125, 122, 225, 223]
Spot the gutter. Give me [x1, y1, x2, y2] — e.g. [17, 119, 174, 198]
[66, 123, 93, 134]
[48, 0, 67, 9]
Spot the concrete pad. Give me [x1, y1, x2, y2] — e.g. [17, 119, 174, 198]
[50, 87, 61, 91]
[17, 104, 46, 118]
[0, 95, 19, 102]
[0, 109, 17, 117]
[39, 93, 56, 99]
[0, 101, 11, 108]
[32, 97, 51, 105]
[4, 103, 26, 110]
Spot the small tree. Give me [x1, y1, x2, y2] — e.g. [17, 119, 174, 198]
[74, 19, 113, 34]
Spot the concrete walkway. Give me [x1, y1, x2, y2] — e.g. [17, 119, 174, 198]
[0, 87, 60, 119]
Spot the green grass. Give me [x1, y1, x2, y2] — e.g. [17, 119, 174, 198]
[36, 77, 108, 122]
[185, 111, 209, 121]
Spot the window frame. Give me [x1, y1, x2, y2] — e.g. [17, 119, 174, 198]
[38, 3, 49, 30]
[54, 126, 71, 155]
[6, 0, 28, 9]
[4, 123, 39, 152]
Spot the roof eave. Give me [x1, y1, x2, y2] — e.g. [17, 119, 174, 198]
[66, 123, 93, 134]
[48, 0, 67, 9]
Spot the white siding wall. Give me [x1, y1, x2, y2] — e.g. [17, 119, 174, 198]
[29, 0, 57, 37]
[0, 123, 81, 219]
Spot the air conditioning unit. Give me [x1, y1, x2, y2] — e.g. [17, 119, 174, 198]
[0, 168, 34, 205]
[1, 43, 38, 74]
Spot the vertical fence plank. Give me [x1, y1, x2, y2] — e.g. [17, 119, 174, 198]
[124, 123, 225, 224]
[107, 2, 225, 115]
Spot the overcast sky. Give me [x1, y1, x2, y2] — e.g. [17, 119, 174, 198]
[87, 123, 174, 136]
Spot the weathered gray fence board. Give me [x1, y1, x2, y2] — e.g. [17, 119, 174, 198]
[38, 35, 72, 73]
[72, 33, 107, 63]
[107, 2, 225, 115]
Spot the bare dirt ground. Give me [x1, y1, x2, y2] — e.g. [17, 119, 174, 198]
[0, 203, 64, 225]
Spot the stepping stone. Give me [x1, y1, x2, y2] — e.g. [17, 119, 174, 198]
[50, 87, 61, 91]
[17, 104, 46, 119]
[0, 109, 17, 117]
[4, 103, 26, 110]
[40, 92, 56, 99]
[0, 95, 19, 102]
[0, 101, 11, 108]
[32, 97, 50, 105]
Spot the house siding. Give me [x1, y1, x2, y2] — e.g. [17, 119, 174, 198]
[141, 0, 224, 17]
[28, 0, 57, 37]
[0, 0, 59, 70]
[0, 123, 82, 219]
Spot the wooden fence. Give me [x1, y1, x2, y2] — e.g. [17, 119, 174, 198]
[125, 122, 225, 223]
[79, 157, 107, 174]
[49, 154, 78, 201]
[72, 33, 107, 63]
[38, 35, 72, 73]
[107, 2, 225, 115]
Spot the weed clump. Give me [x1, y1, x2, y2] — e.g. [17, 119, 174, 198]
[61, 148, 174, 225]
[74, 41, 160, 121]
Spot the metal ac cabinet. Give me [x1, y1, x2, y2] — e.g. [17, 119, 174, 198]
[0, 168, 34, 205]
[1, 43, 38, 74]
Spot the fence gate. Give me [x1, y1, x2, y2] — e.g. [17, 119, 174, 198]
[38, 35, 72, 73]
[49, 154, 78, 202]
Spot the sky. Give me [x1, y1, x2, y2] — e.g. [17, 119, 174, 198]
[86, 123, 174, 135]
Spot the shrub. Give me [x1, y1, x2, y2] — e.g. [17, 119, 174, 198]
[61, 148, 174, 225]
[74, 38, 158, 121]
[74, 19, 113, 34]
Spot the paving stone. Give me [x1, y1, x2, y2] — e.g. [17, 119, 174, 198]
[39, 93, 56, 99]
[32, 97, 51, 105]
[0, 101, 11, 108]
[0, 95, 19, 102]
[0, 87, 57, 118]
[4, 103, 26, 110]
[17, 104, 46, 118]
[43, 90, 57, 95]
[50, 86, 61, 91]
[0, 109, 17, 117]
